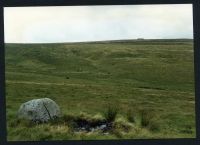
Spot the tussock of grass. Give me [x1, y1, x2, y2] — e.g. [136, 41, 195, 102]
[127, 109, 136, 123]
[103, 106, 118, 122]
[113, 117, 133, 133]
[139, 109, 161, 132]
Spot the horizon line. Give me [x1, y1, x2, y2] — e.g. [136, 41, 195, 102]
[4, 38, 193, 44]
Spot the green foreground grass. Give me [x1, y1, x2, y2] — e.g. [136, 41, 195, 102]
[6, 40, 196, 140]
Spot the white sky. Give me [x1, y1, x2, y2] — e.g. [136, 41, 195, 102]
[4, 4, 193, 43]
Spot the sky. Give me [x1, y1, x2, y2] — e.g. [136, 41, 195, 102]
[4, 4, 193, 43]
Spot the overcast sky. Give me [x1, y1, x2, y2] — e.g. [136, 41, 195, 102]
[4, 4, 193, 43]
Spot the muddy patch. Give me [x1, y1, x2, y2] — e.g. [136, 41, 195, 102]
[72, 118, 113, 133]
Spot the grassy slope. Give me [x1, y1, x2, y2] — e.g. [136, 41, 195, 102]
[5, 40, 196, 140]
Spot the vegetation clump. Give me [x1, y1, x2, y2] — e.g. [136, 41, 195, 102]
[140, 109, 160, 132]
[126, 109, 136, 123]
[103, 106, 119, 123]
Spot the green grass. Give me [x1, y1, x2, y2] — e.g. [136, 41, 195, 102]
[5, 39, 196, 140]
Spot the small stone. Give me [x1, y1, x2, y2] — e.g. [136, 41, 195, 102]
[90, 128, 95, 132]
[81, 127, 85, 130]
[99, 124, 107, 130]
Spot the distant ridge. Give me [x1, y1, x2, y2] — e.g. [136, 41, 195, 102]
[5, 38, 193, 45]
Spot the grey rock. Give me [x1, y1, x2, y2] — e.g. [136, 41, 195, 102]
[18, 98, 61, 122]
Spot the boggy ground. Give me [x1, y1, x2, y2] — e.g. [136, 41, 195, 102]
[8, 108, 176, 140]
[5, 39, 196, 140]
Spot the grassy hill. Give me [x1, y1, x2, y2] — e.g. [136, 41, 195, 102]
[5, 39, 195, 140]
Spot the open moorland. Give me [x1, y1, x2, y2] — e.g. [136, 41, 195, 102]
[5, 39, 196, 140]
